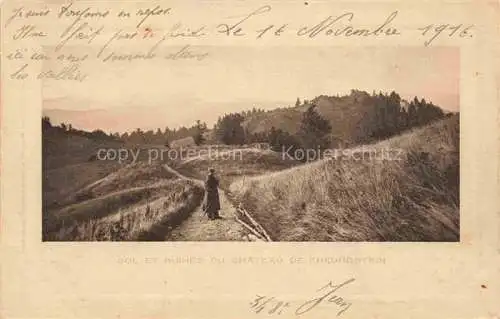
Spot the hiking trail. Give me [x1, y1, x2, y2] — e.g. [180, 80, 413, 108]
[163, 164, 257, 241]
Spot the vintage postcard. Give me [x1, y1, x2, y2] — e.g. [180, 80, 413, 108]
[1, 0, 499, 318]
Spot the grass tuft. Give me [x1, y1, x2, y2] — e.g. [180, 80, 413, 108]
[229, 115, 460, 242]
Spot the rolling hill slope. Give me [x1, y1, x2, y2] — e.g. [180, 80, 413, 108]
[242, 91, 379, 146]
[230, 115, 459, 242]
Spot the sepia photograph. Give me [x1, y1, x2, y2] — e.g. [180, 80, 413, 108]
[41, 46, 460, 242]
[4, 1, 500, 318]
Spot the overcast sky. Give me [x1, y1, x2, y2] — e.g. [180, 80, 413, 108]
[43, 46, 459, 131]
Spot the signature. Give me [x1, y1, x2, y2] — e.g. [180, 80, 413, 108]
[250, 278, 355, 317]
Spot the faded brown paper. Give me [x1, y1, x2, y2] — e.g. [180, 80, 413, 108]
[1, 0, 500, 318]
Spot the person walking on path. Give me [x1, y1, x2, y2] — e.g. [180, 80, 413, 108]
[202, 168, 221, 220]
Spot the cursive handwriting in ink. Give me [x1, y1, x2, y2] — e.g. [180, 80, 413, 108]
[4, 6, 51, 27]
[250, 295, 291, 315]
[10, 63, 29, 80]
[166, 23, 207, 38]
[100, 36, 166, 62]
[57, 2, 109, 31]
[295, 278, 355, 316]
[37, 63, 88, 82]
[417, 23, 474, 46]
[11, 24, 47, 40]
[56, 21, 103, 52]
[135, 5, 171, 28]
[250, 279, 355, 317]
[165, 45, 209, 61]
[217, 5, 272, 36]
[256, 24, 288, 39]
[298, 11, 400, 38]
[97, 29, 138, 59]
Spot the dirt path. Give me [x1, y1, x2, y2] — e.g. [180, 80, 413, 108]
[163, 165, 252, 241]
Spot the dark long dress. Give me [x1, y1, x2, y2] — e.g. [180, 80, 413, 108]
[203, 174, 220, 219]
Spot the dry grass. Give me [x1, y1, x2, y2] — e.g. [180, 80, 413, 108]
[174, 148, 301, 189]
[43, 161, 121, 209]
[43, 132, 126, 209]
[44, 179, 204, 241]
[44, 162, 176, 210]
[43, 132, 123, 169]
[43, 162, 205, 241]
[229, 115, 460, 241]
[73, 162, 177, 200]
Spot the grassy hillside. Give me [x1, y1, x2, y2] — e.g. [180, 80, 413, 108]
[42, 127, 206, 241]
[42, 128, 178, 210]
[230, 115, 459, 242]
[243, 91, 379, 147]
[43, 163, 204, 241]
[173, 147, 301, 190]
[43, 129, 125, 210]
[243, 108, 302, 135]
[43, 129, 123, 170]
[44, 161, 122, 210]
[42, 94, 457, 242]
[73, 162, 177, 200]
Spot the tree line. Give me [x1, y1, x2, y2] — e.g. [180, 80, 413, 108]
[42, 116, 119, 142]
[213, 91, 449, 161]
[360, 91, 446, 141]
[42, 116, 209, 147]
[42, 90, 449, 156]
